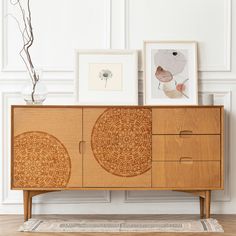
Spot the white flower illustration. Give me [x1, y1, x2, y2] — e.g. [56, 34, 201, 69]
[99, 69, 113, 88]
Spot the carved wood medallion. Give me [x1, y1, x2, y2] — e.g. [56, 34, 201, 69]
[13, 131, 71, 188]
[91, 108, 152, 177]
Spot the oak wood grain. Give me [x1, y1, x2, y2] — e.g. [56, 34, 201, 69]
[12, 108, 83, 189]
[205, 190, 211, 218]
[152, 161, 221, 188]
[82, 108, 151, 187]
[152, 135, 221, 161]
[200, 197, 205, 218]
[152, 107, 221, 134]
[23, 190, 29, 222]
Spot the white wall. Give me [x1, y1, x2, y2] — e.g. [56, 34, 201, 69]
[0, 0, 235, 214]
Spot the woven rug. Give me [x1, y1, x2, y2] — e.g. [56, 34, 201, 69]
[19, 218, 223, 232]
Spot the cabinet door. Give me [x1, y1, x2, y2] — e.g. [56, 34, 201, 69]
[12, 107, 82, 189]
[83, 108, 152, 187]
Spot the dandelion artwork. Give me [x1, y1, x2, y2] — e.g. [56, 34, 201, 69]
[76, 50, 138, 105]
[144, 42, 198, 105]
[99, 69, 113, 88]
[88, 63, 122, 91]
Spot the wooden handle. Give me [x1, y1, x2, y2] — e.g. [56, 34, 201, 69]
[79, 141, 83, 154]
[179, 130, 193, 136]
[179, 157, 193, 163]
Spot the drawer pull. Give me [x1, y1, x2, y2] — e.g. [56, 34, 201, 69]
[179, 157, 193, 163]
[179, 130, 193, 136]
[79, 141, 84, 154]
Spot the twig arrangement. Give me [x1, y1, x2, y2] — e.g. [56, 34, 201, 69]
[9, 0, 39, 102]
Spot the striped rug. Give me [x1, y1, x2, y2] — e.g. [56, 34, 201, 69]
[19, 218, 223, 232]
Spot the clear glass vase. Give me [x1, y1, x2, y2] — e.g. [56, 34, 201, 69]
[21, 69, 48, 105]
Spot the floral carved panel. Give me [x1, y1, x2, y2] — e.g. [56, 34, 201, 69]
[91, 108, 152, 177]
[13, 131, 71, 188]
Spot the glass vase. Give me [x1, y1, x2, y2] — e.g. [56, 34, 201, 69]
[21, 69, 48, 105]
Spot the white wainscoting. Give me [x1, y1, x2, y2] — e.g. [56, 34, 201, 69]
[0, 0, 235, 214]
[2, 0, 112, 72]
[125, 0, 232, 72]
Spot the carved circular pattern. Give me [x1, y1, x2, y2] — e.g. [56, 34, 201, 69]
[13, 131, 71, 188]
[91, 108, 152, 177]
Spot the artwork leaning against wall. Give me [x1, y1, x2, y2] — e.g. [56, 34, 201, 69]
[144, 41, 198, 105]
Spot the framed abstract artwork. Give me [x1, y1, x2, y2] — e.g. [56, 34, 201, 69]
[144, 41, 198, 105]
[75, 50, 138, 105]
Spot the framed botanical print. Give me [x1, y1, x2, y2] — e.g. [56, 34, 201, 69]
[144, 41, 198, 105]
[75, 50, 138, 105]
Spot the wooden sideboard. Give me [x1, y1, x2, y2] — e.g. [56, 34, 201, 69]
[11, 105, 224, 221]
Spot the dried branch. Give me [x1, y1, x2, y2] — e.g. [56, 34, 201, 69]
[9, 0, 38, 102]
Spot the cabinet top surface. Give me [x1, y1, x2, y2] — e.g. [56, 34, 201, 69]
[11, 105, 224, 109]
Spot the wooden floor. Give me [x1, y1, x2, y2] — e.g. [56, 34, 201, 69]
[0, 214, 236, 235]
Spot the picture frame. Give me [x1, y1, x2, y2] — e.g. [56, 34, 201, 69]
[143, 41, 198, 105]
[75, 50, 138, 105]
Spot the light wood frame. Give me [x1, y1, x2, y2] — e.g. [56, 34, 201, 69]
[143, 41, 198, 105]
[74, 49, 138, 105]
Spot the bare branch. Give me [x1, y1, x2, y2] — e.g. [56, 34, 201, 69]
[19, 49, 34, 83]
[18, 1, 31, 43]
[10, 0, 39, 102]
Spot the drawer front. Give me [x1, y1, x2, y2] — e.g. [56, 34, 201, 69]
[152, 108, 221, 134]
[152, 161, 221, 188]
[152, 135, 220, 161]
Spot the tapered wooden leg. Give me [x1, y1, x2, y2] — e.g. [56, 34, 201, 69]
[23, 190, 29, 222]
[205, 190, 211, 218]
[199, 196, 205, 219]
[28, 196, 32, 219]
[21, 190, 59, 222]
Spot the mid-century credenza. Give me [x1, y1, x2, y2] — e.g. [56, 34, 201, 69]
[11, 105, 224, 221]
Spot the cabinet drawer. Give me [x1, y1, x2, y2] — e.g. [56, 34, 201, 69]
[152, 161, 221, 188]
[152, 135, 220, 161]
[152, 108, 221, 134]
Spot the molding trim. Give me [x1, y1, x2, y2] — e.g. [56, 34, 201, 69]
[3, 191, 111, 205]
[124, 191, 197, 203]
[1, 0, 112, 72]
[124, 0, 232, 72]
[105, 0, 112, 49]
[199, 78, 236, 84]
[124, 0, 129, 49]
[223, 0, 232, 72]
[31, 191, 111, 204]
[0, 78, 74, 84]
